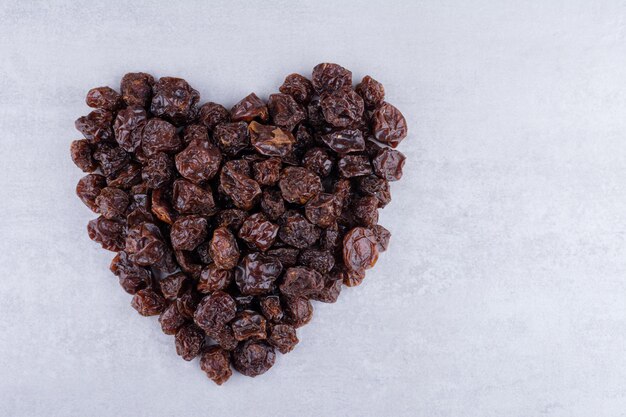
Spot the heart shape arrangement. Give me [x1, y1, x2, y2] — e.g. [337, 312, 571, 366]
[70, 63, 408, 384]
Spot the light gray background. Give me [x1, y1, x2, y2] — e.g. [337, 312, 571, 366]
[1, 1, 626, 416]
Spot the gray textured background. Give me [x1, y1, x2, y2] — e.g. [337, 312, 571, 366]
[1, 1, 626, 416]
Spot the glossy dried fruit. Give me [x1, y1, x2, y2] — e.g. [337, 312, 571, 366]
[248, 121, 296, 158]
[234, 253, 283, 296]
[260, 189, 285, 221]
[230, 93, 269, 122]
[87, 216, 125, 251]
[353, 196, 380, 227]
[175, 324, 205, 361]
[312, 63, 352, 93]
[338, 154, 372, 178]
[268, 93, 306, 131]
[198, 264, 233, 293]
[302, 147, 333, 177]
[131, 288, 166, 316]
[299, 249, 335, 274]
[321, 89, 364, 128]
[214, 122, 249, 156]
[95, 187, 129, 219]
[110, 251, 152, 294]
[232, 340, 275, 377]
[279, 73, 314, 104]
[209, 227, 240, 270]
[150, 77, 199, 125]
[305, 193, 340, 228]
[120, 72, 154, 107]
[159, 272, 188, 300]
[283, 296, 313, 328]
[142, 152, 174, 189]
[86, 86, 122, 111]
[355, 75, 385, 109]
[159, 303, 186, 335]
[76, 174, 106, 211]
[70, 139, 97, 172]
[113, 106, 147, 152]
[172, 179, 216, 216]
[279, 167, 321, 204]
[194, 291, 237, 334]
[372, 147, 406, 181]
[279, 266, 324, 297]
[371, 102, 408, 148]
[124, 222, 167, 266]
[200, 346, 232, 385]
[259, 295, 283, 323]
[239, 213, 279, 252]
[231, 310, 267, 341]
[253, 157, 281, 186]
[75, 108, 113, 143]
[141, 118, 180, 156]
[198, 102, 230, 131]
[278, 211, 320, 249]
[175, 138, 222, 183]
[343, 227, 379, 273]
[219, 161, 261, 210]
[93, 143, 130, 177]
[372, 224, 391, 252]
[170, 215, 208, 251]
[268, 324, 298, 354]
[321, 129, 365, 154]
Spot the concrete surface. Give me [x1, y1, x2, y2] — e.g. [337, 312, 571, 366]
[1, 1, 626, 416]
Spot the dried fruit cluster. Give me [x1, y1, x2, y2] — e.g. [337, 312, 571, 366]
[71, 63, 407, 384]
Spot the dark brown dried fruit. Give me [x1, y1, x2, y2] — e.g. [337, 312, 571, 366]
[76, 174, 106, 212]
[321, 129, 365, 154]
[279, 73, 314, 104]
[141, 118, 180, 156]
[279, 167, 321, 204]
[231, 310, 267, 341]
[338, 154, 372, 178]
[279, 266, 324, 297]
[209, 227, 240, 270]
[343, 227, 379, 273]
[305, 193, 340, 228]
[321, 89, 364, 128]
[200, 346, 232, 385]
[219, 161, 261, 210]
[268, 93, 306, 131]
[72, 67, 408, 383]
[198, 264, 233, 293]
[232, 340, 275, 377]
[95, 187, 129, 219]
[373, 147, 406, 181]
[239, 213, 279, 252]
[172, 179, 216, 216]
[194, 291, 237, 334]
[312, 63, 352, 93]
[75, 109, 113, 143]
[302, 147, 333, 177]
[175, 324, 204, 361]
[278, 211, 320, 249]
[87, 216, 125, 251]
[372, 224, 391, 252]
[86, 86, 122, 111]
[253, 157, 282, 186]
[159, 303, 186, 335]
[120, 72, 154, 108]
[170, 215, 208, 251]
[150, 77, 199, 125]
[230, 93, 269, 123]
[248, 121, 296, 158]
[214, 122, 249, 156]
[234, 253, 283, 296]
[371, 102, 408, 148]
[283, 296, 313, 328]
[268, 324, 298, 354]
[113, 106, 147, 152]
[198, 102, 230, 131]
[131, 288, 166, 316]
[355, 76, 385, 109]
[259, 295, 283, 323]
[175, 138, 222, 183]
[70, 139, 97, 172]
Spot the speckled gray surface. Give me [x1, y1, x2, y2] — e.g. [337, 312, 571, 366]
[1, 1, 626, 416]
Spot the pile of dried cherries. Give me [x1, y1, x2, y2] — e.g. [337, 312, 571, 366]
[70, 63, 408, 384]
